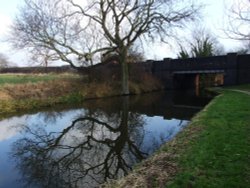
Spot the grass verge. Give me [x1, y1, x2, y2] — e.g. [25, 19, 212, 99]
[103, 86, 250, 188]
[0, 73, 80, 86]
[168, 90, 250, 188]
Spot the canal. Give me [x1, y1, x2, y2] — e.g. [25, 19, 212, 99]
[0, 91, 213, 188]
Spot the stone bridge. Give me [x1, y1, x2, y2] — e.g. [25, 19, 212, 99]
[134, 53, 250, 89]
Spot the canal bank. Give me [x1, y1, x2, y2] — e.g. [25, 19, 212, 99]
[0, 73, 163, 119]
[103, 85, 250, 188]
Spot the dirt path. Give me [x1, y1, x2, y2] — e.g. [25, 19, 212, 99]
[228, 89, 250, 95]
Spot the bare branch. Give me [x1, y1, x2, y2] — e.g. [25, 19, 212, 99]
[225, 0, 250, 41]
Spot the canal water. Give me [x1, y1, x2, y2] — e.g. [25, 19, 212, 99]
[0, 91, 213, 188]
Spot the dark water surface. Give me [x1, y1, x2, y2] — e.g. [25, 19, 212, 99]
[0, 91, 213, 188]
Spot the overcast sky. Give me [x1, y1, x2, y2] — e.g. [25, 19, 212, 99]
[0, 0, 245, 67]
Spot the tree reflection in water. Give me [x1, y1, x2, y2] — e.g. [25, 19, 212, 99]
[11, 98, 148, 188]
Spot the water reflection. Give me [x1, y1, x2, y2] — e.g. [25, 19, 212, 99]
[11, 98, 145, 187]
[6, 91, 212, 188]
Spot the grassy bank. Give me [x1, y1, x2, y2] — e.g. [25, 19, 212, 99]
[104, 86, 250, 188]
[0, 73, 163, 118]
[0, 74, 83, 114]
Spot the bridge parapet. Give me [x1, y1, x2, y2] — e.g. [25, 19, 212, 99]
[170, 56, 227, 71]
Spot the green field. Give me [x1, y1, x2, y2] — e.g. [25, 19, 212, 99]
[0, 73, 80, 86]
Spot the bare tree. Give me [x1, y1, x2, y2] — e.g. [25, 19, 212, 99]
[9, 0, 200, 94]
[225, 0, 250, 41]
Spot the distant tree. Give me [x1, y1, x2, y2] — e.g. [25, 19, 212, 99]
[225, 0, 250, 41]
[236, 48, 249, 54]
[9, 0, 200, 95]
[0, 53, 11, 68]
[177, 28, 224, 58]
[101, 45, 145, 64]
[232, 42, 250, 54]
[177, 47, 191, 59]
[29, 48, 58, 67]
[127, 45, 145, 63]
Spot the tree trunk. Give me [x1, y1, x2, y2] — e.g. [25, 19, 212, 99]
[120, 49, 129, 95]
